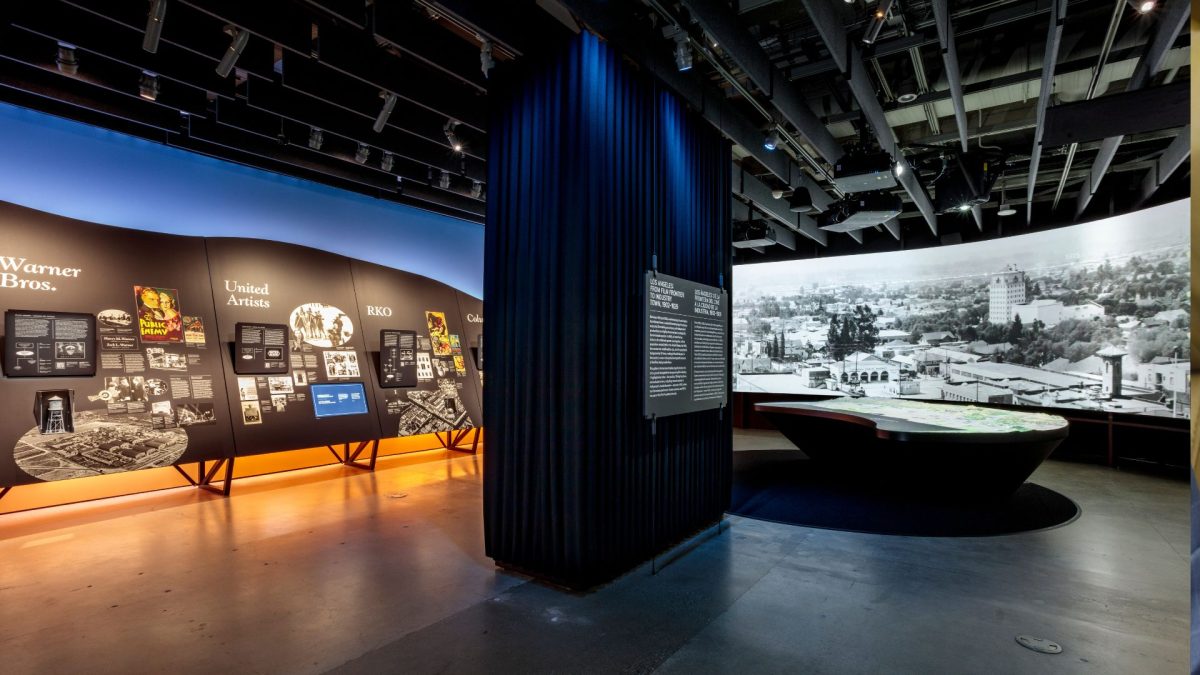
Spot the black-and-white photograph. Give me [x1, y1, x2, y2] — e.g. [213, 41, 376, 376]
[271, 394, 289, 412]
[733, 201, 1190, 418]
[55, 341, 86, 359]
[96, 308, 133, 328]
[100, 376, 148, 403]
[323, 350, 360, 378]
[14, 410, 188, 481]
[289, 302, 355, 348]
[174, 402, 216, 427]
[150, 400, 176, 429]
[390, 379, 474, 436]
[145, 378, 168, 396]
[241, 400, 262, 425]
[237, 376, 259, 402]
[145, 346, 188, 371]
[267, 376, 294, 394]
[292, 370, 309, 387]
[416, 352, 434, 381]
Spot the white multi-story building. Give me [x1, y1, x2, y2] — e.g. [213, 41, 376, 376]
[988, 265, 1026, 324]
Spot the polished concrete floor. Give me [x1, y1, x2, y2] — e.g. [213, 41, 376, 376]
[0, 432, 1188, 674]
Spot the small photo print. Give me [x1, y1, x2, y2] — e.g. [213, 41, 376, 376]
[151, 400, 176, 429]
[102, 376, 148, 403]
[237, 376, 259, 402]
[183, 316, 206, 347]
[292, 370, 309, 387]
[267, 376, 294, 394]
[175, 402, 216, 426]
[146, 347, 188, 371]
[55, 341, 86, 360]
[271, 394, 289, 412]
[145, 378, 168, 396]
[241, 400, 263, 425]
[323, 350, 361, 378]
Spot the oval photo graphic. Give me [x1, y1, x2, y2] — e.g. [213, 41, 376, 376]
[289, 303, 354, 348]
[14, 410, 188, 482]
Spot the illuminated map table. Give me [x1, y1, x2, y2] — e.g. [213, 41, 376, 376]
[755, 398, 1070, 498]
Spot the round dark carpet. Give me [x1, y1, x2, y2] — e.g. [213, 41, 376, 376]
[729, 450, 1079, 537]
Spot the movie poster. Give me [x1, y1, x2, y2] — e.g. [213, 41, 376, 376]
[134, 285, 183, 342]
[426, 311, 452, 356]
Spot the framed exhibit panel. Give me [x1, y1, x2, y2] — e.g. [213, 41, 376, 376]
[205, 238, 381, 455]
[349, 260, 483, 439]
[0, 202, 235, 487]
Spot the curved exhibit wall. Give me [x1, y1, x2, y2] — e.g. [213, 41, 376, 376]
[0, 101, 484, 298]
[0, 200, 483, 489]
[734, 199, 1190, 419]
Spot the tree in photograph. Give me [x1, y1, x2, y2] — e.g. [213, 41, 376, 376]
[853, 305, 879, 352]
[1007, 314, 1024, 345]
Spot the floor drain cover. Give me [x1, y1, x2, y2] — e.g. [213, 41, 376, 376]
[1016, 635, 1062, 654]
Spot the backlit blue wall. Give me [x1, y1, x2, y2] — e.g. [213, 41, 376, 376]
[0, 101, 484, 297]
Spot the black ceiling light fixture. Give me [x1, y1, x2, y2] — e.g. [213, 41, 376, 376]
[215, 25, 250, 78]
[143, 0, 167, 54]
[307, 126, 323, 150]
[438, 170, 451, 189]
[138, 70, 160, 101]
[354, 142, 370, 164]
[662, 25, 692, 72]
[480, 39, 495, 78]
[470, 180, 484, 199]
[373, 91, 398, 133]
[55, 42, 78, 75]
[763, 128, 782, 151]
[788, 187, 818, 214]
[380, 151, 394, 172]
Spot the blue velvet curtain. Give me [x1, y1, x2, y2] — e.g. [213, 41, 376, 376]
[484, 31, 732, 588]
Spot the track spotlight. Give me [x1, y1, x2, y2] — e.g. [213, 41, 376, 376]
[788, 187, 817, 214]
[55, 42, 78, 75]
[307, 127, 323, 150]
[380, 151, 394, 172]
[355, 142, 370, 164]
[998, 204, 1017, 216]
[862, 0, 893, 45]
[480, 39, 494, 78]
[771, 189, 786, 200]
[373, 91, 397, 133]
[673, 37, 693, 72]
[215, 25, 250, 78]
[894, 78, 919, 104]
[892, 160, 905, 177]
[1127, 0, 1155, 12]
[138, 70, 160, 101]
[143, 0, 167, 54]
[957, 203, 972, 212]
[438, 170, 451, 190]
[470, 180, 483, 199]
[763, 130, 781, 151]
[444, 119, 463, 153]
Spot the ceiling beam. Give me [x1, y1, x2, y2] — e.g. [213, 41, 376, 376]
[1025, 0, 1066, 225]
[680, 0, 841, 162]
[1074, 0, 1189, 219]
[931, 0, 981, 231]
[799, 0, 938, 235]
[1132, 124, 1190, 209]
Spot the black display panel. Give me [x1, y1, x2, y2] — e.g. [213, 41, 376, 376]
[312, 382, 370, 418]
[4, 310, 97, 377]
[206, 238, 381, 455]
[643, 271, 728, 418]
[379, 329, 418, 388]
[349, 260, 483, 438]
[0, 202, 235, 487]
[233, 322, 290, 374]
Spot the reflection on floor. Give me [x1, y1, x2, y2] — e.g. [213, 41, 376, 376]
[0, 432, 1188, 674]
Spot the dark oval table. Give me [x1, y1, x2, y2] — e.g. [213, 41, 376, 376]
[755, 398, 1070, 499]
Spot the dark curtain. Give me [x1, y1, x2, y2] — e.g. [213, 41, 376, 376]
[484, 31, 732, 588]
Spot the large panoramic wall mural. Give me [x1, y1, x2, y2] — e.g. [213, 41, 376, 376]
[733, 199, 1190, 418]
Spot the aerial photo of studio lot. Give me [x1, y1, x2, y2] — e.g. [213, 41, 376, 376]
[733, 201, 1190, 418]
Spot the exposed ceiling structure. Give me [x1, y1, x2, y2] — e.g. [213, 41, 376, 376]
[0, 1, 1189, 252]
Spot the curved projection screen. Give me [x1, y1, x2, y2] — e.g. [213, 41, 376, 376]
[733, 199, 1190, 419]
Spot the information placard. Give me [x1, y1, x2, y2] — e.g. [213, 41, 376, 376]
[379, 329, 418, 387]
[643, 272, 727, 418]
[3, 310, 97, 377]
[233, 322, 290, 374]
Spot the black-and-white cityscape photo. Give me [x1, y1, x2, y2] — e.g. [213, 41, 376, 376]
[733, 200, 1190, 418]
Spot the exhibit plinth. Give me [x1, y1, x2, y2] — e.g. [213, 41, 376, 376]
[755, 398, 1069, 498]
